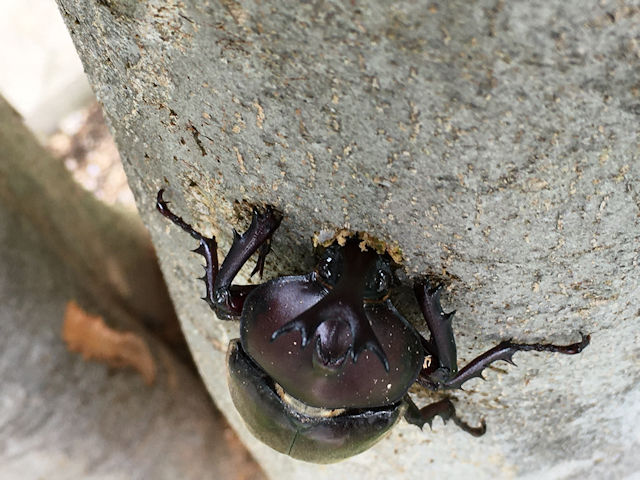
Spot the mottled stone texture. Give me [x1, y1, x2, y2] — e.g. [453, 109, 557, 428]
[0, 96, 264, 480]
[55, 0, 639, 478]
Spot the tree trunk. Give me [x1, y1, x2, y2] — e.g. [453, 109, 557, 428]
[55, 1, 640, 478]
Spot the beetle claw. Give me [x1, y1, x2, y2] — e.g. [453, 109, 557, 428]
[251, 239, 272, 278]
[404, 397, 486, 437]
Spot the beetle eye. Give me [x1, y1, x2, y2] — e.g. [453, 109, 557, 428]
[319, 257, 335, 280]
[317, 246, 342, 285]
[373, 270, 390, 293]
[366, 270, 389, 295]
[364, 257, 392, 299]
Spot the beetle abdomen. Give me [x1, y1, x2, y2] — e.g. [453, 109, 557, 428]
[227, 340, 405, 463]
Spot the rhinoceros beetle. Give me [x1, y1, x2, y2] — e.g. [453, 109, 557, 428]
[156, 189, 589, 464]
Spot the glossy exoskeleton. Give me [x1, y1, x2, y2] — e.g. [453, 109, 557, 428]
[157, 189, 590, 464]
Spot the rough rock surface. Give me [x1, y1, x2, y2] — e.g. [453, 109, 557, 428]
[55, 1, 639, 478]
[0, 97, 264, 480]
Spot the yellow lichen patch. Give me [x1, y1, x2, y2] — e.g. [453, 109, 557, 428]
[313, 229, 403, 264]
[334, 229, 352, 247]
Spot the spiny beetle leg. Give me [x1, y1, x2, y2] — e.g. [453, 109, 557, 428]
[156, 189, 282, 319]
[419, 333, 590, 390]
[157, 189, 228, 316]
[157, 189, 212, 243]
[404, 396, 486, 437]
[214, 204, 282, 293]
[414, 280, 458, 373]
[441, 333, 590, 389]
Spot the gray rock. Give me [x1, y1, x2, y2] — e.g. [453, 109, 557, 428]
[55, 1, 640, 478]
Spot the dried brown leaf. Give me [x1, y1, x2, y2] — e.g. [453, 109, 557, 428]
[62, 300, 156, 384]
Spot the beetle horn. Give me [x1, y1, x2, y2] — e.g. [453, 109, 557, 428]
[271, 292, 390, 372]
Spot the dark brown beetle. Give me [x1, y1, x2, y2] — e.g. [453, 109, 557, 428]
[157, 189, 589, 463]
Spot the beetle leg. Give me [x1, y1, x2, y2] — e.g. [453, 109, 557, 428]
[215, 204, 282, 295]
[156, 189, 282, 319]
[403, 395, 486, 437]
[414, 278, 590, 390]
[414, 280, 459, 381]
[433, 333, 590, 390]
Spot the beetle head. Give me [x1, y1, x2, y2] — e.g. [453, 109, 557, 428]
[315, 240, 394, 302]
